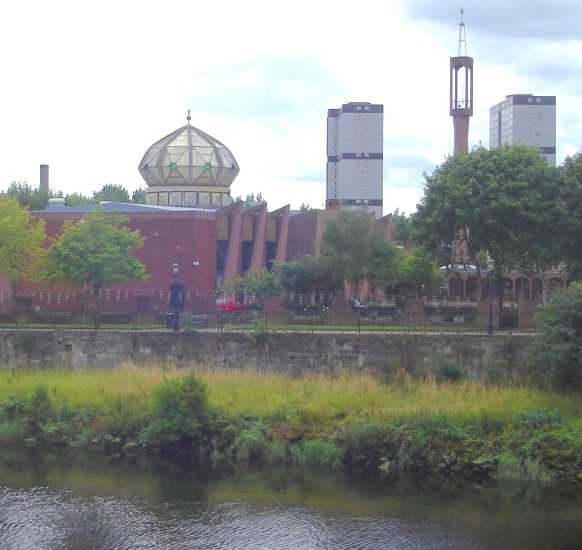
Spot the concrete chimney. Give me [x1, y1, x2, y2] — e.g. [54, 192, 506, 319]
[40, 164, 49, 195]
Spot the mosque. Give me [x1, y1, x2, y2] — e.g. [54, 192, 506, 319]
[19, 114, 393, 311]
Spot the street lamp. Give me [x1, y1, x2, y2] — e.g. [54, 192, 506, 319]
[169, 261, 183, 331]
[487, 266, 494, 335]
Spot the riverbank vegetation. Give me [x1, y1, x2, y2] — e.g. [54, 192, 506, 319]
[0, 366, 580, 488]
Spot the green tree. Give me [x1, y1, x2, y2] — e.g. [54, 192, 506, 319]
[64, 192, 92, 206]
[240, 268, 280, 297]
[320, 210, 387, 289]
[369, 241, 404, 293]
[44, 208, 148, 327]
[4, 180, 56, 210]
[392, 208, 413, 243]
[221, 268, 280, 308]
[370, 243, 443, 298]
[274, 255, 336, 293]
[0, 196, 46, 284]
[412, 145, 563, 304]
[131, 187, 147, 204]
[235, 192, 266, 209]
[400, 247, 444, 298]
[92, 184, 131, 203]
[299, 202, 313, 212]
[532, 283, 582, 390]
[557, 151, 582, 280]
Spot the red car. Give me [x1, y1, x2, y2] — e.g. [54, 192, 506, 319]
[216, 299, 246, 313]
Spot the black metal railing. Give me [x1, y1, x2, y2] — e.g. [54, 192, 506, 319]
[0, 308, 538, 334]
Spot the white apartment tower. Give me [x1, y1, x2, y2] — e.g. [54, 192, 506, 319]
[326, 102, 384, 218]
[489, 94, 556, 165]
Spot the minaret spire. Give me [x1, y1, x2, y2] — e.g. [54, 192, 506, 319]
[450, 8, 473, 153]
[458, 7, 467, 56]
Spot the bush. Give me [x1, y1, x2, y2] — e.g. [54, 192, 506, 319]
[531, 282, 582, 389]
[139, 372, 211, 457]
[436, 362, 464, 383]
[289, 439, 341, 466]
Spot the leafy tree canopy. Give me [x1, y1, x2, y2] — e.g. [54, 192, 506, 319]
[400, 247, 444, 297]
[44, 208, 148, 294]
[0, 196, 46, 282]
[391, 208, 413, 243]
[557, 150, 582, 279]
[412, 144, 564, 299]
[4, 180, 62, 211]
[532, 282, 582, 390]
[369, 241, 404, 292]
[320, 209, 387, 287]
[92, 184, 131, 203]
[274, 255, 335, 293]
[64, 192, 93, 206]
[235, 192, 266, 209]
[222, 268, 280, 298]
[370, 243, 443, 298]
[131, 187, 147, 204]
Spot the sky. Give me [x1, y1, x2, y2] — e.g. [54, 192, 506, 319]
[2, 0, 582, 215]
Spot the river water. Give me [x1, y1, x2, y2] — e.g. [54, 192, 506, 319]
[0, 449, 580, 550]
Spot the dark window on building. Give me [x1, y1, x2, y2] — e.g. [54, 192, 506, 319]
[216, 240, 229, 272]
[266, 241, 277, 271]
[242, 241, 253, 272]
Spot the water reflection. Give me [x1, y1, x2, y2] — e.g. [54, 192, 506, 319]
[0, 448, 580, 549]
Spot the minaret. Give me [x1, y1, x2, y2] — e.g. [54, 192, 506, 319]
[450, 8, 473, 153]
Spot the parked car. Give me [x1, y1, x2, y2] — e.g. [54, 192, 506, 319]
[216, 298, 247, 313]
[351, 299, 368, 316]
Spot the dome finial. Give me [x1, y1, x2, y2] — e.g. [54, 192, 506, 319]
[187, 109, 191, 124]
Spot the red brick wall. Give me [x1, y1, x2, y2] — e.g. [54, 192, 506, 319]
[30, 210, 218, 293]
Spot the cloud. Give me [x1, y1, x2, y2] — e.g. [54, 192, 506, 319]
[402, 0, 582, 40]
[184, 55, 345, 128]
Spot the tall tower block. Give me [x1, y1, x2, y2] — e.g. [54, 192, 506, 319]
[450, 9, 473, 154]
[326, 102, 384, 218]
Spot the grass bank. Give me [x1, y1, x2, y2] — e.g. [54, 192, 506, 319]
[0, 365, 581, 487]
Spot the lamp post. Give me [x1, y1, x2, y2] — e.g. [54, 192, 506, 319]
[169, 261, 183, 331]
[487, 267, 494, 335]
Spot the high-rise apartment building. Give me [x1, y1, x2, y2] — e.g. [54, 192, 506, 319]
[489, 94, 556, 165]
[326, 102, 384, 218]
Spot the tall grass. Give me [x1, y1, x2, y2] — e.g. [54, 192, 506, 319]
[1, 364, 580, 426]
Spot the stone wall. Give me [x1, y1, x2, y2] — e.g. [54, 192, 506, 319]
[0, 330, 534, 382]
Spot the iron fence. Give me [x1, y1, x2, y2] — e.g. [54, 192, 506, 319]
[0, 307, 538, 334]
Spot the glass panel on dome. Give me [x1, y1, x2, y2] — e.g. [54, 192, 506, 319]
[199, 192, 211, 206]
[171, 132, 189, 147]
[145, 193, 157, 205]
[167, 147, 189, 165]
[191, 166, 204, 183]
[175, 166, 188, 182]
[158, 192, 169, 206]
[191, 133, 209, 148]
[193, 148, 213, 165]
[197, 173, 213, 185]
[142, 149, 159, 165]
[219, 148, 234, 166]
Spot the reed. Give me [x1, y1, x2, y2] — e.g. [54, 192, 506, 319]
[0, 364, 580, 426]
